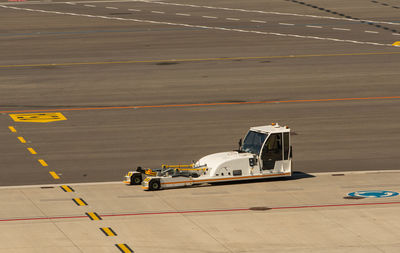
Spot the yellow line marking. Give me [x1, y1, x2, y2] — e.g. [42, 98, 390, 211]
[73, 198, 87, 206]
[60, 185, 74, 192]
[49, 171, 60, 179]
[27, 148, 37, 155]
[8, 126, 17, 133]
[100, 227, 117, 236]
[38, 159, 48, 167]
[1, 52, 400, 68]
[86, 212, 102, 220]
[115, 244, 133, 253]
[9, 112, 67, 123]
[17, 136, 26, 143]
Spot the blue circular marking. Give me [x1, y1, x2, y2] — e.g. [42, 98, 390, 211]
[348, 190, 399, 198]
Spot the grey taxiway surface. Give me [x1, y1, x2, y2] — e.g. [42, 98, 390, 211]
[0, 0, 399, 187]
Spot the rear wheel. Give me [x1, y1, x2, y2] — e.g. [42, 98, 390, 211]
[149, 179, 161, 191]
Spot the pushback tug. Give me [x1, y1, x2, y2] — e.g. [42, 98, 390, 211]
[124, 123, 292, 190]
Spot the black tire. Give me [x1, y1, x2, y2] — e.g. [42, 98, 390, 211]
[149, 179, 161, 191]
[130, 174, 142, 185]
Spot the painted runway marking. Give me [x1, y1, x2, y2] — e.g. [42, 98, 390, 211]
[49, 171, 60, 179]
[202, 15, 217, 19]
[106, 6, 118, 9]
[333, 27, 351, 31]
[38, 159, 48, 167]
[115, 244, 133, 253]
[100, 227, 117, 236]
[251, 20, 266, 23]
[226, 17, 240, 21]
[365, 30, 379, 34]
[176, 13, 190, 16]
[128, 8, 140, 11]
[86, 212, 102, 220]
[8, 126, 17, 133]
[72, 198, 88, 206]
[279, 23, 294, 26]
[60, 185, 75, 192]
[84, 4, 95, 7]
[9, 112, 67, 122]
[27, 148, 37, 155]
[17, 136, 26, 143]
[307, 25, 323, 28]
[151, 10, 164, 14]
[0, 5, 395, 48]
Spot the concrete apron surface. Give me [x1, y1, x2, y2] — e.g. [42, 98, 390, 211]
[1, 171, 400, 253]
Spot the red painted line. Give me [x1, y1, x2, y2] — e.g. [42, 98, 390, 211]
[1, 201, 399, 222]
[1, 96, 399, 114]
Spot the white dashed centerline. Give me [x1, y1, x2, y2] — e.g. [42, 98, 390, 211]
[365, 30, 379, 34]
[332, 28, 351, 31]
[279, 23, 294, 26]
[65, 2, 76, 5]
[84, 4, 96, 7]
[128, 9, 141, 12]
[306, 25, 323, 29]
[151, 11, 165, 14]
[106, 7, 118, 9]
[226, 17, 240, 21]
[251, 20, 266, 23]
[202, 16, 217, 19]
[176, 13, 190, 16]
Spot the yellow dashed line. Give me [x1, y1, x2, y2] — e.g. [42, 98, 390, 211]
[60, 185, 74, 192]
[27, 148, 37, 155]
[8, 126, 17, 133]
[86, 212, 102, 220]
[100, 227, 117, 236]
[17, 136, 26, 143]
[38, 159, 48, 167]
[49, 171, 60, 179]
[72, 198, 88, 206]
[115, 244, 133, 253]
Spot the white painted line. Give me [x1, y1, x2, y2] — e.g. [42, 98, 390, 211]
[393, 33, 400, 36]
[176, 13, 190, 16]
[0, 5, 392, 48]
[365, 30, 379, 34]
[202, 15, 217, 19]
[106, 6, 118, 9]
[226, 17, 240, 21]
[151, 11, 164, 14]
[279, 23, 294, 26]
[84, 4, 95, 7]
[251, 20, 266, 23]
[66, 2, 76, 5]
[128, 9, 141, 11]
[332, 27, 351, 31]
[306, 25, 323, 28]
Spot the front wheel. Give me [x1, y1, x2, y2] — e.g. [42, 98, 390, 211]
[130, 173, 142, 185]
[149, 179, 161, 191]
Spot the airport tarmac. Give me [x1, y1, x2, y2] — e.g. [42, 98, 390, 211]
[1, 171, 400, 252]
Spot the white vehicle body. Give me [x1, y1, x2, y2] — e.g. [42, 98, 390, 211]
[124, 123, 292, 190]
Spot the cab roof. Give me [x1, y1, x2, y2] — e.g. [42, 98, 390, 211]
[250, 123, 290, 134]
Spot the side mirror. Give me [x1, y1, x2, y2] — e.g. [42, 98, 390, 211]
[238, 138, 243, 151]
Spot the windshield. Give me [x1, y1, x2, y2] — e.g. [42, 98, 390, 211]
[242, 131, 268, 155]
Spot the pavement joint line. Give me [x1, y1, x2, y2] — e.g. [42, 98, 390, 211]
[100, 227, 118, 236]
[1, 96, 400, 114]
[2, 201, 400, 222]
[38, 159, 48, 167]
[115, 244, 133, 253]
[27, 148, 37, 155]
[17, 136, 26, 143]
[8, 126, 17, 133]
[1, 170, 400, 190]
[0, 5, 396, 48]
[49, 171, 60, 179]
[2, 51, 400, 69]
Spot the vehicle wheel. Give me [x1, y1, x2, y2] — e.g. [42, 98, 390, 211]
[131, 174, 142, 185]
[149, 179, 161, 191]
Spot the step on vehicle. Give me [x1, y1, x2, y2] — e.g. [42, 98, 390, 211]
[124, 123, 292, 190]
